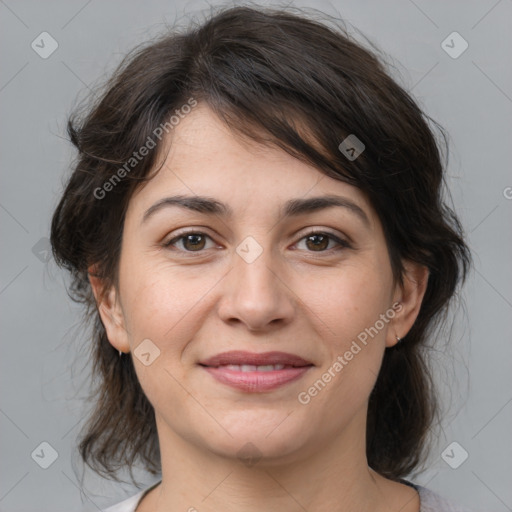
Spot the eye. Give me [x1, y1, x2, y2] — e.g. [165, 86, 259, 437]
[162, 229, 351, 255]
[163, 231, 216, 252]
[294, 230, 350, 253]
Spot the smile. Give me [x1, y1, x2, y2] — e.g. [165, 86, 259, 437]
[199, 351, 314, 392]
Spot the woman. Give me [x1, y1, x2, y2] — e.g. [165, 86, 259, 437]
[51, 5, 472, 511]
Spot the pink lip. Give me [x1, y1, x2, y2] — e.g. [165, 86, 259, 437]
[200, 350, 312, 367]
[199, 351, 313, 392]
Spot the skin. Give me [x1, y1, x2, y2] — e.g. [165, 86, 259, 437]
[90, 103, 428, 512]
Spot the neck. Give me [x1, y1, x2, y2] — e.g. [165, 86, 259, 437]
[141, 410, 412, 512]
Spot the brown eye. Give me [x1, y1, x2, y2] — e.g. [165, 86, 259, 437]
[305, 233, 330, 251]
[181, 233, 206, 251]
[164, 232, 213, 252]
[296, 231, 350, 253]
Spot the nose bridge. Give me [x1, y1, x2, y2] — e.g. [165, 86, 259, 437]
[219, 235, 294, 329]
[236, 240, 277, 292]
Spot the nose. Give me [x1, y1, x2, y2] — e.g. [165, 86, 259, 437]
[217, 242, 295, 332]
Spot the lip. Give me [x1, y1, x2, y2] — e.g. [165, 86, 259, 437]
[199, 351, 314, 393]
[200, 350, 313, 367]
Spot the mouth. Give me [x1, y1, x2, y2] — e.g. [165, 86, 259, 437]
[199, 351, 314, 392]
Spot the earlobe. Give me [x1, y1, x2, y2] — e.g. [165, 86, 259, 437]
[386, 261, 429, 348]
[88, 267, 130, 353]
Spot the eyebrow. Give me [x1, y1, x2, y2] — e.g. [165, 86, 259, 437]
[141, 194, 370, 227]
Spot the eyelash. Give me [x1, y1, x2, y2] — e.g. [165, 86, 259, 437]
[162, 229, 351, 255]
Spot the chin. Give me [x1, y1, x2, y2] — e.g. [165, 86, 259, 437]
[196, 411, 314, 466]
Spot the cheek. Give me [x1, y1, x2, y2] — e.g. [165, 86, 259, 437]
[119, 264, 200, 408]
[303, 261, 392, 402]
[311, 261, 393, 343]
[118, 254, 218, 361]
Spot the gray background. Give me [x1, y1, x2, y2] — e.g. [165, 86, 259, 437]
[1, 0, 511, 511]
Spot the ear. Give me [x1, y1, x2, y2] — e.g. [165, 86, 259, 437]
[386, 260, 429, 348]
[88, 266, 130, 354]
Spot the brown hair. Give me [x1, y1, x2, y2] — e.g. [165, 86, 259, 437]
[51, 5, 470, 484]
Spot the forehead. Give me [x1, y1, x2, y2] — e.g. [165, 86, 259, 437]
[127, 103, 374, 222]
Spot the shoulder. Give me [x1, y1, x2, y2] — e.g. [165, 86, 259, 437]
[100, 480, 475, 512]
[102, 490, 145, 512]
[415, 484, 475, 512]
[102, 480, 161, 512]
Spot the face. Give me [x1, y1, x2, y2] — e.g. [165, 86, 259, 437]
[92, 103, 427, 465]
